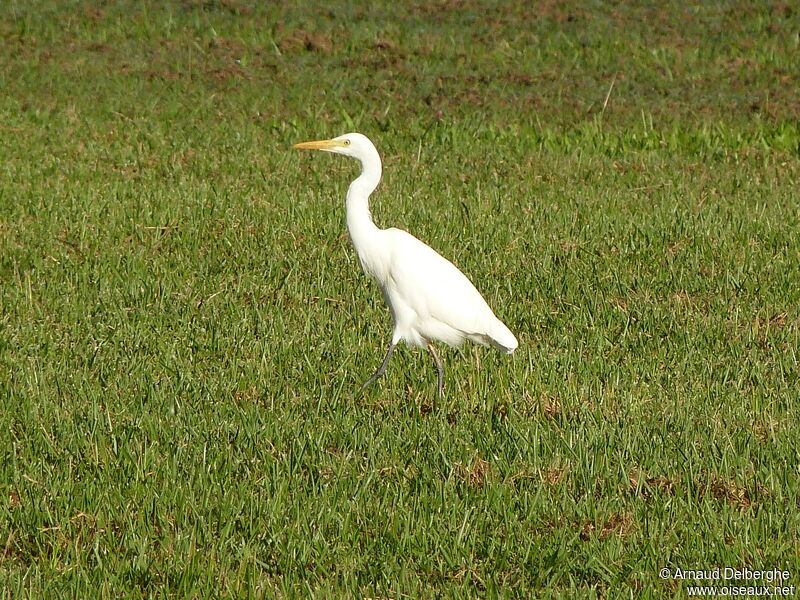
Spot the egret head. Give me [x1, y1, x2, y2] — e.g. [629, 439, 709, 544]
[293, 132, 378, 162]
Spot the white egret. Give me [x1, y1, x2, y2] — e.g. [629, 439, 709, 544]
[293, 133, 517, 396]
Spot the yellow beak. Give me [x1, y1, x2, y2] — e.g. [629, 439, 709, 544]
[292, 139, 344, 151]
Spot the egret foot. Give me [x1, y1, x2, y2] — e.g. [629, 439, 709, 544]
[360, 342, 396, 391]
[427, 342, 444, 397]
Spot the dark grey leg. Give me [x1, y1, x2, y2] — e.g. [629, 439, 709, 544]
[427, 342, 444, 397]
[360, 343, 396, 391]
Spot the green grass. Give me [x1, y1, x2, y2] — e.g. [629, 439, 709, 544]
[1, 1, 799, 598]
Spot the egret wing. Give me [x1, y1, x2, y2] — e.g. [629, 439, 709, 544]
[384, 228, 501, 336]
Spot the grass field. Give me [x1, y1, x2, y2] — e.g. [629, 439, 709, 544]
[1, 1, 799, 598]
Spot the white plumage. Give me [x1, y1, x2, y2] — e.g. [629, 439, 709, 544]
[293, 132, 517, 395]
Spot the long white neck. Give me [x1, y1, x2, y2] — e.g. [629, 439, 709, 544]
[345, 150, 383, 260]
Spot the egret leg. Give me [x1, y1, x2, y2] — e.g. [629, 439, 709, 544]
[360, 342, 396, 391]
[427, 342, 444, 397]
